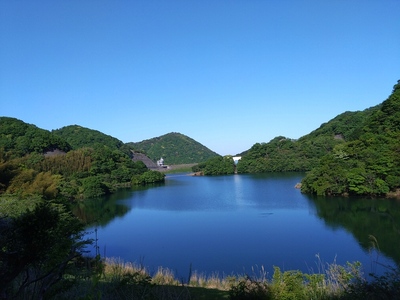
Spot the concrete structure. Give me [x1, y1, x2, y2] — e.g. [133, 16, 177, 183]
[232, 156, 242, 164]
[157, 157, 164, 167]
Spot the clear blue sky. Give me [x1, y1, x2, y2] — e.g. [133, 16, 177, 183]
[1, 1, 399, 155]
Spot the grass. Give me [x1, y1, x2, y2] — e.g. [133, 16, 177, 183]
[55, 255, 399, 300]
[161, 164, 197, 174]
[59, 257, 229, 299]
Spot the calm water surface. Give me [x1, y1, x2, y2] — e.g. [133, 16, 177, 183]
[78, 173, 399, 279]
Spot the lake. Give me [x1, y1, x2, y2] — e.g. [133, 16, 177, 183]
[74, 173, 400, 280]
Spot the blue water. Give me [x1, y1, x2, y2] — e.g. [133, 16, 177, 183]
[84, 173, 397, 279]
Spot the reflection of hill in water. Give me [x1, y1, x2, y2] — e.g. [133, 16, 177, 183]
[70, 189, 133, 227]
[71, 183, 166, 227]
[306, 195, 400, 266]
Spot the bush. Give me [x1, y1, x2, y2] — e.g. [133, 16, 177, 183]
[229, 275, 270, 300]
[0, 201, 90, 299]
[132, 170, 165, 185]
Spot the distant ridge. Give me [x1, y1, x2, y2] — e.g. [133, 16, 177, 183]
[127, 132, 219, 164]
[52, 125, 124, 150]
[52, 124, 132, 156]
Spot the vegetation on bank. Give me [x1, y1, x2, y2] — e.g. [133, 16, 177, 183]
[0, 117, 165, 201]
[235, 106, 378, 174]
[0, 201, 89, 299]
[301, 81, 400, 196]
[127, 132, 219, 165]
[192, 155, 236, 175]
[193, 80, 400, 197]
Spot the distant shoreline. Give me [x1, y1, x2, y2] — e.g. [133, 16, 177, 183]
[157, 163, 197, 173]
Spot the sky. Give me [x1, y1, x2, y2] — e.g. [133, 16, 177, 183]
[1, 1, 399, 155]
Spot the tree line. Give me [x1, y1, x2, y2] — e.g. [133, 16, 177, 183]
[193, 80, 400, 197]
[301, 81, 400, 196]
[0, 118, 165, 201]
[192, 155, 236, 175]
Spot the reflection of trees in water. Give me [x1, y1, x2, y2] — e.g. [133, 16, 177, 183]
[70, 189, 133, 227]
[306, 195, 400, 266]
[70, 183, 165, 226]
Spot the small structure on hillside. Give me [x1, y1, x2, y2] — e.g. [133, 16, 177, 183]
[131, 151, 159, 169]
[232, 156, 242, 164]
[157, 157, 164, 167]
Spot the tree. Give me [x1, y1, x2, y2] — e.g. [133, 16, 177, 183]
[0, 201, 90, 299]
[301, 81, 400, 196]
[192, 156, 235, 175]
[131, 170, 165, 185]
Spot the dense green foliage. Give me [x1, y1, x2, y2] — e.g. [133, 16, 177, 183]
[0, 119, 166, 298]
[0, 117, 71, 159]
[128, 132, 219, 164]
[301, 81, 400, 196]
[228, 262, 400, 300]
[52, 124, 132, 156]
[222, 81, 400, 197]
[0, 146, 153, 200]
[0, 201, 91, 299]
[131, 170, 166, 185]
[237, 136, 320, 173]
[236, 107, 378, 174]
[192, 155, 236, 175]
[0, 118, 164, 200]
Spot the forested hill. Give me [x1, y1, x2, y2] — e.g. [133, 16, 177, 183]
[301, 80, 400, 196]
[52, 125, 132, 156]
[0, 117, 164, 200]
[193, 106, 379, 176]
[127, 132, 219, 164]
[236, 105, 380, 173]
[0, 117, 71, 159]
[235, 80, 400, 196]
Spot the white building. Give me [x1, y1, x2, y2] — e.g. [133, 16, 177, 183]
[157, 157, 164, 166]
[232, 156, 242, 164]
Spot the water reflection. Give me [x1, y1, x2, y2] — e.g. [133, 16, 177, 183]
[75, 173, 399, 276]
[71, 189, 133, 227]
[232, 174, 245, 206]
[305, 195, 400, 267]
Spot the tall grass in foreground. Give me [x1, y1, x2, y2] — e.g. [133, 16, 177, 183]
[59, 255, 399, 300]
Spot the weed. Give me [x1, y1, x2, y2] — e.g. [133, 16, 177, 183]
[152, 267, 179, 286]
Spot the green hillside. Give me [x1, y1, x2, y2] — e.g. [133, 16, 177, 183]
[0, 118, 163, 200]
[236, 105, 379, 174]
[301, 80, 400, 196]
[52, 124, 132, 156]
[0, 117, 71, 159]
[3, 79, 400, 199]
[197, 80, 400, 197]
[195, 118, 355, 173]
[127, 132, 219, 164]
